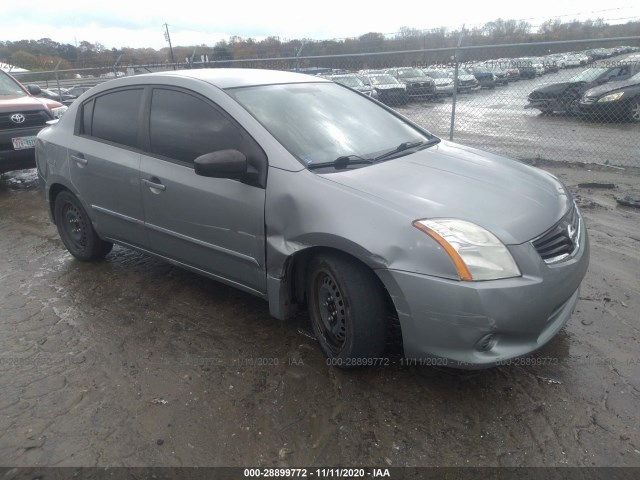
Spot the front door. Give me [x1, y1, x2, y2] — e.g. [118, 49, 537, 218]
[139, 87, 267, 295]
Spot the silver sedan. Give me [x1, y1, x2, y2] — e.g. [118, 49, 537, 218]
[36, 69, 589, 368]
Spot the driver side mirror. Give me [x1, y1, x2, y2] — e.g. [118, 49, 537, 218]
[194, 149, 247, 179]
[27, 84, 42, 95]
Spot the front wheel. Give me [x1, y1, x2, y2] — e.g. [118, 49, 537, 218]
[54, 190, 113, 261]
[307, 253, 388, 367]
[628, 98, 640, 123]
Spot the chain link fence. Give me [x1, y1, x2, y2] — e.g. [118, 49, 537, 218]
[11, 36, 640, 167]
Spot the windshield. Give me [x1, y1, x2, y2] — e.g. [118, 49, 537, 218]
[367, 74, 399, 85]
[331, 76, 364, 88]
[396, 68, 424, 78]
[570, 68, 607, 83]
[228, 82, 434, 167]
[0, 71, 26, 95]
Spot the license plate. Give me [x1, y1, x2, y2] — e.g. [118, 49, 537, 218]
[12, 136, 37, 150]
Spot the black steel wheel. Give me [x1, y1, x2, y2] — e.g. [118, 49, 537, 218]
[628, 98, 640, 123]
[307, 252, 388, 367]
[54, 190, 113, 261]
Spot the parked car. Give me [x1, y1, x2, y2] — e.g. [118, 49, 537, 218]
[465, 67, 496, 89]
[562, 55, 584, 68]
[526, 64, 640, 114]
[579, 71, 640, 122]
[481, 66, 509, 85]
[444, 68, 480, 92]
[36, 69, 589, 368]
[0, 69, 67, 174]
[37, 87, 75, 103]
[65, 85, 95, 98]
[510, 59, 536, 79]
[358, 72, 408, 106]
[327, 74, 378, 99]
[420, 69, 455, 95]
[384, 67, 436, 99]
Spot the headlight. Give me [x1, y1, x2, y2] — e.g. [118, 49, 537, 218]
[50, 105, 68, 118]
[597, 92, 624, 103]
[412, 219, 521, 281]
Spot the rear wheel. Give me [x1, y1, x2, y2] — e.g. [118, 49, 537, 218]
[54, 190, 113, 261]
[307, 253, 388, 367]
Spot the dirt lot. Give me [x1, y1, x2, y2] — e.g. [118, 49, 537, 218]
[0, 162, 639, 468]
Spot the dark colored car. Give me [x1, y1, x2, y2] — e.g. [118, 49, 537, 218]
[38, 87, 75, 104]
[525, 64, 640, 114]
[484, 67, 509, 85]
[465, 67, 496, 89]
[0, 69, 67, 174]
[65, 85, 94, 98]
[579, 72, 640, 122]
[384, 68, 436, 99]
[359, 72, 408, 106]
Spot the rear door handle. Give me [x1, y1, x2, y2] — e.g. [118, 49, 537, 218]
[71, 153, 88, 166]
[142, 178, 166, 192]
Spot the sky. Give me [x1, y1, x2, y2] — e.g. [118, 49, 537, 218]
[2, 1, 639, 50]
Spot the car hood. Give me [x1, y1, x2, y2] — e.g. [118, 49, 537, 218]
[0, 94, 55, 109]
[401, 77, 432, 83]
[433, 78, 453, 85]
[458, 75, 476, 81]
[584, 77, 640, 97]
[531, 81, 579, 95]
[320, 141, 571, 245]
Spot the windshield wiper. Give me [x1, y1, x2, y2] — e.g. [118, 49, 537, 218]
[373, 138, 440, 162]
[307, 154, 374, 170]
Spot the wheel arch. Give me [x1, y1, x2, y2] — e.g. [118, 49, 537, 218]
[269, 245, 404, 354]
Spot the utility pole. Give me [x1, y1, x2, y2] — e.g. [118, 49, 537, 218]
[163, 23, 175, 65]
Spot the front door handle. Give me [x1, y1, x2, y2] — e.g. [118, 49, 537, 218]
[142, 178, 166, 192]
[71, 153, 88, 166]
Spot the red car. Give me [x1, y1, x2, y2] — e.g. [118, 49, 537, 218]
[0, 69, 67, 174]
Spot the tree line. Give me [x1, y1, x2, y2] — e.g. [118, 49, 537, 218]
[1, 18, 639, 73]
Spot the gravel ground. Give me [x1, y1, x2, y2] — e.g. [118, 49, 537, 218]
[0, 163, 639, 468]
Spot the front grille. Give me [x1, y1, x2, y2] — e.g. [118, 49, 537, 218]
[0, 110, 50, 130]
[532, 204, 580, 263]
[581, 97, 597, 105]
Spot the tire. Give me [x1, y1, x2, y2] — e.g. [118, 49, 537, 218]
[563, 96, 580, 115]
[54, 190, 113, 261]
[628, 98, 640, 123]
[306, 252, 388, 367]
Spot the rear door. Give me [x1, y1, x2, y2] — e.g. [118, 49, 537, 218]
[69, 88, 147, 247]
[139, 87, 267, 295]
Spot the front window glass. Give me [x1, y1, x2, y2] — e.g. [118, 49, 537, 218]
[569, 68, 608, 83]
[149, 88, 243, 163]
[228, 82, 434, 167]
[0, 72, 25, 95]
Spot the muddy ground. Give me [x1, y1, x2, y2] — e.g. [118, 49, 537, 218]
[0, 163, 639, 468]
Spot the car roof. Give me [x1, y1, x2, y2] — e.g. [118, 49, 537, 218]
[130, 68, 331, 89]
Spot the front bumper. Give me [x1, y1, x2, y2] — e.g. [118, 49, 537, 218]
[525, 97, 564, 111]
[376, 212, 589, 368]
[434, 84, 455, 95]
[0, 126, 42, 173]
[578, 100, 628, 120]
